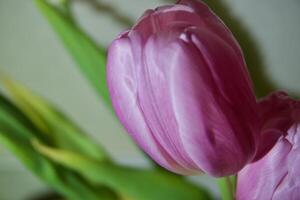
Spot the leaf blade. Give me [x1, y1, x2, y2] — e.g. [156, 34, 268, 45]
[2, 78, 109, 161]
[0, 94, 117, 200]
[33, 141, 214, 200]
[35, 0, 111, 108]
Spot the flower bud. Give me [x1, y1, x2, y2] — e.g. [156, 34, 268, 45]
[107, 0, 260, 176]
[254, 91, 297, 160]
[237, 92, 300, 200]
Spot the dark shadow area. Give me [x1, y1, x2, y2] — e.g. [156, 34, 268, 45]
[26, 192, 63, 200]
[164, 0, 277, 98]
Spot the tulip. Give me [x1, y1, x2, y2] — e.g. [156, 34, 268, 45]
[106, 0, 260, 176]
[237, 92, 300, 200]
[254, 91, 297, 160]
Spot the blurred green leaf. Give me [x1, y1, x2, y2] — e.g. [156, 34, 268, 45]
[35, 0, 111, 108]
[2, 77, 109, 161]
[33, 140, 213, 200]
[0, 94, 118, 200]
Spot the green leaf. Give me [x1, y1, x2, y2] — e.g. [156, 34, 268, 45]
[34, 0, 111, 108]
[2, 77, 109, 161]
[33, 140, 213, 200]
[0, 95, 118, 200]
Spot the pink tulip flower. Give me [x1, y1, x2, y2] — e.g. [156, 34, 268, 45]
[106, 0, 260, 176]
[237, 92, 300, 200]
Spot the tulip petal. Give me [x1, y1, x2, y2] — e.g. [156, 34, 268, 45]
[169, 27, 259, 176]
[254, 91, 296, 160]
[133, 5, 204, 40]
[258, 91, 295, 132]
[107, 32, 188, 173]
[237, 137, 292, 200]
[136, 33, 200, 174]
[178, 0, 244, 58]
[134, 0, 243, 58]
[273, 124, 300, 200]
[237, 124, 300, 200]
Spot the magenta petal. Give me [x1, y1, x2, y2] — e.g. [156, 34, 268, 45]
[237, 93, 300, 199]
[178, 0, 245, 60]
[107, 0, 261, 176]
[135, 34, 205, 173]
[237, 137, 292, 200]
[258, 91, 296, 132]
[237, 124, 300, 200]
[253, 129, 284, 162]
[107, 34, 188, 173]
[169, 28, 259, 176]
[254, 91, 298, 160]
[273, 124, 300, 200]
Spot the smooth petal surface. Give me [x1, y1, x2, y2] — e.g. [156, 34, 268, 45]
[107, 32, 189, 173]
[170, 27, 259, 176]
[107, 0, 259, 176]
[136, 35, 200, 173]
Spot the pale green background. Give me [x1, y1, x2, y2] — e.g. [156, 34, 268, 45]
[0, 0, 300, 199]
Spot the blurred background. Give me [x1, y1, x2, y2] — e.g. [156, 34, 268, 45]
[0, 0, 299, 199]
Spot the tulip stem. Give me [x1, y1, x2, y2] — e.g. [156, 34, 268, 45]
[217, 176, 236, 200]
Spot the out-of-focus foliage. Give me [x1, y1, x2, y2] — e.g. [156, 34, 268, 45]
[0, 78, 213, 200]
[2, 78, 109, 161]
[0, 79, 117, 200]
[33, 140, 212, 200]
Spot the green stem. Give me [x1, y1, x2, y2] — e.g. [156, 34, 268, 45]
[217, 176, 236, 200]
